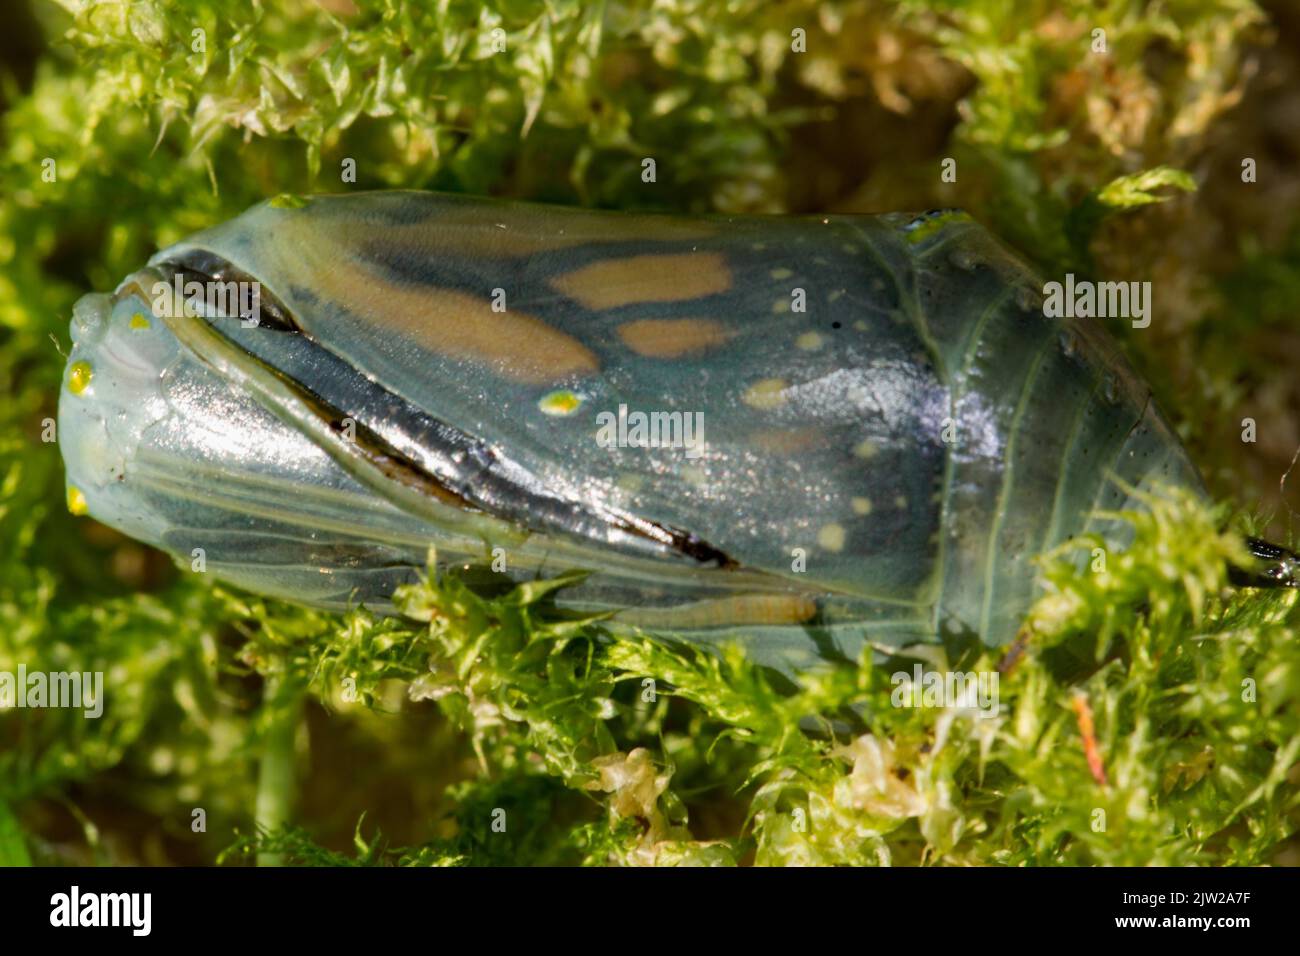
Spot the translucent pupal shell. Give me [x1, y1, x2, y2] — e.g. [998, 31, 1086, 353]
[59, 194, 1204, 672]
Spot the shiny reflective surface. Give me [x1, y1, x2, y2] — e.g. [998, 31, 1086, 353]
[59, 193, 1206, 672]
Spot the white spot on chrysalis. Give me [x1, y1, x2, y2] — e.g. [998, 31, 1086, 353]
[743, 378, 787, 409]
[818, 523, 846, 553]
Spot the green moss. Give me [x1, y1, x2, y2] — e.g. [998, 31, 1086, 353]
[1, 0, 1295, 865]
[199, 487, 1300, 867]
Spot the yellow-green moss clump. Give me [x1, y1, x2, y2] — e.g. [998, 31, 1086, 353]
[1, 0, 1296, 865]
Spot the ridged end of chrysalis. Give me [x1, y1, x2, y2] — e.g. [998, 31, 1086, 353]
[58, 282, 183, 548]
[56, 274, 452, 613]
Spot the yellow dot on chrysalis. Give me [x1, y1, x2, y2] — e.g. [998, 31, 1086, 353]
[67, 485, 88, 516]
[269, 193, 308, 209]
[796, 331, 823, 351]
[818, 523, 846, 552]
[130, 312, 151, 330]
[68, 360, 93, 395]
[854, 439, 879, 460]
[538, 389, 583, 416]
[742, 378, 788, 410]
[851, 497, 872, 515]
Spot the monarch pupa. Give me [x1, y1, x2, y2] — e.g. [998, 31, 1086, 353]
[57, 192, 1297, 674]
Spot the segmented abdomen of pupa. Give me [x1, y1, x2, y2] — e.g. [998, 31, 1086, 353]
[890, 210, 1204, 644]
[57, 193, 1205, 672]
